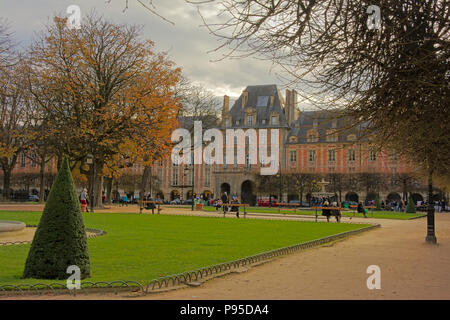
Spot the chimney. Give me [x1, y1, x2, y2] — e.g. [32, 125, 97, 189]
[223, 95, 229, 113]
[270, 95, 274, 107]
[292, 89, 299, 122]
[285, 89, 291, 124]
[241, 90, 248, 109]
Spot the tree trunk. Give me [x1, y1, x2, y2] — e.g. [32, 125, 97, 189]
[2, 169, 11, 200]
[94, 174, 103, 208]
[140, 166, 151, 200]
[39, 156, 46, 202]
[105, 176, 113, 204]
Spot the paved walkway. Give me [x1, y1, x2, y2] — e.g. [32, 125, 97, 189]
[1, 204, 449, 299]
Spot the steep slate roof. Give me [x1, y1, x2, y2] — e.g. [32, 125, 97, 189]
[287, 110, 360, 144]
[177, 115, 218, 131]
[229, 84, 288, 128]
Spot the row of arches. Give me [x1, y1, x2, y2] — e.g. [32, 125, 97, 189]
[167, 180, 434, 205]
[344, 192, 428, 203]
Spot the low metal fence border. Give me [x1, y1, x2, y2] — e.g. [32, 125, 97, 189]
[0, 223, 379, 297]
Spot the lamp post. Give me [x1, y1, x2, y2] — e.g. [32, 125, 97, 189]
[191, 164, 195, 211]
[276, 173, 282, 203]
[87, 153, 95, 213]
[425, 170, 437, 243]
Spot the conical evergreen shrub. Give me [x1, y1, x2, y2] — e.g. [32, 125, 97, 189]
[375, 194, 381, 211]
[406, 197, 416, 213]
[23, 158, 90, 280]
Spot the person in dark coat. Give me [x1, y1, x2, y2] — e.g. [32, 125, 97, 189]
[231, 195, 240, 218]
[221, 192, 229, 214]
[322, 200, 331, 222]
[357, 202, 367, 218]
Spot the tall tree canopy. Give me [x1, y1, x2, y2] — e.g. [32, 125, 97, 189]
[27, 13, 181, 207]
[194, 0, 449, 178]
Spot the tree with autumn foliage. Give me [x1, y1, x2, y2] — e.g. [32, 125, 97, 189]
[0, 55, 35, 200]
[27, 13, 181, 209]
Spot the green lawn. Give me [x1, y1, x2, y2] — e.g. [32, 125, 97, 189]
[202, 206, 425, 220]
[0, 210, 370, 286]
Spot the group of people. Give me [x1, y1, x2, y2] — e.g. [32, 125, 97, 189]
[320, 199, 342, 222]
[210, 192, 241, 218]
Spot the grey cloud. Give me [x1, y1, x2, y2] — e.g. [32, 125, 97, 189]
[0, 0, 281, 97]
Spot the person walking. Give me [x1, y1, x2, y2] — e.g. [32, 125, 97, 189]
[221, 192, 229, 214]
[80, 188, 88, 212]
[122, 194, 128, 207]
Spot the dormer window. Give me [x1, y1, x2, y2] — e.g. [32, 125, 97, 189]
[326, 129, 338, 142]
[271, 116, 277, 125]
[247, 115, 254, 126]
[307, 130, 318, 142]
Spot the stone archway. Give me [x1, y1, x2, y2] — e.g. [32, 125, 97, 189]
[241, 180, 256, 206]
[411, 193, 424, 204]
[170, 190, 180, 201]
[387, 192, 401, 202]
[366, 192, 378, 201]
[345, 192, 359, 202]
[220, 183, 231, 196]
[203, 190, 212, 201]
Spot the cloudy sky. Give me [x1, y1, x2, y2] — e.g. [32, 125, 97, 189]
[0, 0, 286, 99]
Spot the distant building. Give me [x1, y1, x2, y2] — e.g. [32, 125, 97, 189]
[152, 84, 429, 205]
[3, 84, 436, 205]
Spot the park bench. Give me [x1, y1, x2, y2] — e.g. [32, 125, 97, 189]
[139, 200, 164, 214]
[220, 203, 250, 218]
[311, 206, 345, 222]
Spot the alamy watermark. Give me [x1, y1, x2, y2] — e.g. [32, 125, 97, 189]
[366, 265, 381, 290]
[66, 5, 81, 30]
[66, 265, 81, 290]
[171, 121, 279, 175]
[367, 5, 381, 30]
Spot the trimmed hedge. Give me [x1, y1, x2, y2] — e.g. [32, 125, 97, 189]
[23, 158, 90, 280]
[406, 197, 416, 213]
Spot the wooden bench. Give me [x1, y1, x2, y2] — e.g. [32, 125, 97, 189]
[311, 206, 345, 222]
[139, 200, 164, 214]
[220, 203, 250, 218]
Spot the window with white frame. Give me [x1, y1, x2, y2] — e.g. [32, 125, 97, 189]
[204, 167, 210, 187]
[348, 149, 356, 161]
[309, 150, 316, 162]
[290, 150, 297, 162]
[369, 149, 377, 161]
[172, 166, 178, 186]
[328, 149, 336, 162]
